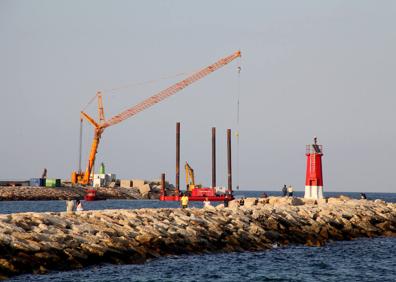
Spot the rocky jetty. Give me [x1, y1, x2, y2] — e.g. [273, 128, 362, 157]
[0, 197, 395, 279]
[0, 182, 169, 201]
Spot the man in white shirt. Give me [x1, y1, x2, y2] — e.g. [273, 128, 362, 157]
[287, 186, 294, 197]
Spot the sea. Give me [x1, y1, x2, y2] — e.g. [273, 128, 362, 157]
[1, 190, 395, 282]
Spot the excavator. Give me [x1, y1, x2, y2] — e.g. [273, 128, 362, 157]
[71, 51, 241, 185]
[185, 161, 202, 191]
[184, 161, 219, 199]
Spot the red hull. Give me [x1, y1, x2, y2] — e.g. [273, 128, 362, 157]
[84, 189, 97, 201]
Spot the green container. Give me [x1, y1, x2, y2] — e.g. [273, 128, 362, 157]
[45, 178, 61, 187]
[99, 162, 105, 174]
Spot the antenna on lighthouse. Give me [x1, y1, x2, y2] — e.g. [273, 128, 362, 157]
[304, 137, 324, 199]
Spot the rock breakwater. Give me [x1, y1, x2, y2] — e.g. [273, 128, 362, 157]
[0, 197, 395, 279]
[0, 185, 165, 201]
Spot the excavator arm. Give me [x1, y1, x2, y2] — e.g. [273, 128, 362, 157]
[184, 161, 201, 191]
[185, 162, 195, 186]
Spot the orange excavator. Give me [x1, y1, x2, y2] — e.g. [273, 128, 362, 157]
[71, 51, 241, 185]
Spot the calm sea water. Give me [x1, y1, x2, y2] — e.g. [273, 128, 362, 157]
[0, 191, 395, 214]
[8, 237, 396, 282]
[2, 191, 395, 281]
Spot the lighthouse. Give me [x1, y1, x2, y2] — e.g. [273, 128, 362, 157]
[304, 137, 324, 199]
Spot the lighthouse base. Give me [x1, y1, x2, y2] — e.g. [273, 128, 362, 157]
[304, 186, 323, 199]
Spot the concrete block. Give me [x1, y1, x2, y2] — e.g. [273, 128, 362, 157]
[138, 184, 151, 197]
[93, 178, 104, 188]
[132, 179, 146, 188]
[120, 179, 133, 188]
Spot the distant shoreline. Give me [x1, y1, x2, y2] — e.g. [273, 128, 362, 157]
[0, 186, 161, 201]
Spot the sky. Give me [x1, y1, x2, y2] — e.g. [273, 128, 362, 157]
[0, 0, 395, 192]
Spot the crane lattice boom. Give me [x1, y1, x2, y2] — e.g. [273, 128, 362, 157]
[72, 51, 241, 185]
[101, 51, 241, 129]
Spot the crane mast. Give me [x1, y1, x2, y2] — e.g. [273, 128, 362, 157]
[72, 51, 241, 185]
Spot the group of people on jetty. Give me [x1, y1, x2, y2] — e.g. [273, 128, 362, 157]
[180, 193, 232, 209]
[180, 193, 213, 209]
[66, 199, 84, 212]
[282, 184, 294, 197]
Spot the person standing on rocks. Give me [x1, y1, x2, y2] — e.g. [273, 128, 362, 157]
[282, 185, 287, 197]
[203, 197, 211, 208]
[181, 193, 189, 208]
[66, 198, 75, 213]
[76, 200, 84, 211]
[287, 185, 294, 197]
[224, 197, 229, 207]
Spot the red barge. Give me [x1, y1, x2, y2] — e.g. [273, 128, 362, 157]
[160, 123, 234, 202]
[160, 187, 234, 202]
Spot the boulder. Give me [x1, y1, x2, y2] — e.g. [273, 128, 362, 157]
[244, 198, 259, 207]
[228, 199, 240, 208]
[339, 195, 352, 201]
[317, 198, 328, 205]
[374, 199, 386, 205]
[327, 197, 343, 204]
[268, 197, 288, 206]
[302, 199, 317, 205]
[138, 184, 151, 198]
[290, 197, 305, 206]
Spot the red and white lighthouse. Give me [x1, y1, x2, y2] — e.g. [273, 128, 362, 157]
[304, 137, 324, 199]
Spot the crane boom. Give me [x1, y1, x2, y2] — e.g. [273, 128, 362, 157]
[102, 50, 241, 129]
[72, 50, 241, 185]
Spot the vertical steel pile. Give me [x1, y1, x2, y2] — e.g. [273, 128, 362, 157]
[176, 122, 180, 195]
[212, 127, 216, 188]
[227, 129, 232, 194]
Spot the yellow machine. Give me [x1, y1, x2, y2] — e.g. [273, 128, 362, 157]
[185, 162, 202, 191]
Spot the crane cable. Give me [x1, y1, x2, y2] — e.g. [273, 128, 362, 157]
[236, 58, 241, 190]
[81, 71, 193, 112]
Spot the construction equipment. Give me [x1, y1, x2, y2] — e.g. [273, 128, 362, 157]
[184, 161, 202, 191]
[160, 124, 234, 202]
[184, 161, 217, 198]
[71, 51, 241, 185]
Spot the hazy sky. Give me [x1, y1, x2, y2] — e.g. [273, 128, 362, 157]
[1, 1, 395, 192]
